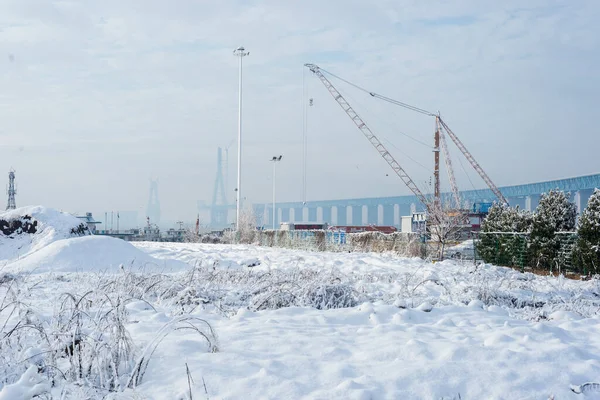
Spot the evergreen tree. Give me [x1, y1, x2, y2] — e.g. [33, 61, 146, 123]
[529, 190, 577, 270]
[477, 204, 532, 266]
[572, 188, 600, 273]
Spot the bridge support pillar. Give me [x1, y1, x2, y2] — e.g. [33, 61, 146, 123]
[367, 205, 378, 225]
[576, 189, 595, 214]
[399, 204, 412, 219]
[351, 206, 362, 225]
[321, 207, 332, 224]
[308, 207, 317, 222]
[281, 208, 290, 224]
[508, 196, 526, 210]
[526, 194, 540, 212]
[335, 206, 347, 225]
[382, 205, 395, 226]
[290, 207, 301, 222]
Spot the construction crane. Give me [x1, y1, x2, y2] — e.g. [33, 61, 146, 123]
[437, 118, 508, 205]
[305, 63, 509, 209]
[304, 63, 430, 209]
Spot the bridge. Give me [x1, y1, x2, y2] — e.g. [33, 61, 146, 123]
[252, 173, 600, 228]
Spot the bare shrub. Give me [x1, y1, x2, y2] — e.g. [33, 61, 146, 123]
[305, 283, 357, 310]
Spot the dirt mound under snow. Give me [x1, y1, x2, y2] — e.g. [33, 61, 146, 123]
[0, 206, 189, 274]
[0, 206, 92, 262]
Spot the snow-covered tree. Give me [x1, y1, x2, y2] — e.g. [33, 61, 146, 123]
[477, 203, 532, 266]
[572, 188, 600, 273]
[529, 190, 577, 269]
[427, 203, 465, 260]
[223, 208, 258, 244]
[480, 203, 532, 233]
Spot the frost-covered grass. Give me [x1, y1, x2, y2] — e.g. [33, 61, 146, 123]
[3, 237, 600, 398]
[0, 270, 218, 399]
[137, 242, 600, 321]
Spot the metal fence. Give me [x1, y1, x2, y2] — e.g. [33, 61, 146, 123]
[473, 231, 581, 274]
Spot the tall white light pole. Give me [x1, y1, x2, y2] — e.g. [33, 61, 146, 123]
[270, 155, 283, 229]
[233, 46, 249, 231]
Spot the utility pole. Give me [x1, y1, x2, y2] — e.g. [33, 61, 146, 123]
[433, 116, 441, 209]
[270, 155, 283, 229]
[233, 46, 249, 231]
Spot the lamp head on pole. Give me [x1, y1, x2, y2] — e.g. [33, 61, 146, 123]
[233, 46, 249, 57]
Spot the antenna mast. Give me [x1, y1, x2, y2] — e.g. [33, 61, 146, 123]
[6, 169, 16, 210]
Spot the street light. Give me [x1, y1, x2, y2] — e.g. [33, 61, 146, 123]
[233, 46, 249, 231]
[270, 155, 283, 229]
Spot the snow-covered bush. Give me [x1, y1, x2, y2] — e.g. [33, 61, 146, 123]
[572, 188, 600, 273]
[480, 203, 533, 233]
[477, 204, 532, 267]
[529, 190, 577, 270]
[348, 231, 423, 255]
[230, 209, 258, 244]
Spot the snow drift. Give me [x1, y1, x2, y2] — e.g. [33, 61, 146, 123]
[0, 206, 90, 262]
[0, 206, 188, 274]
[3, 235, 188, 274]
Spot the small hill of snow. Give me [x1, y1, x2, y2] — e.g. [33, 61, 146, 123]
[0, 206, 90, 262]
[0, 206, 189, 274]
[3, 235, 189, 274]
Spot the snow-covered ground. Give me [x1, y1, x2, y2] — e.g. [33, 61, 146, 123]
[2, 207, 600, 399]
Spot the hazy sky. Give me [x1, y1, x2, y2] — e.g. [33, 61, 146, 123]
[1, 0, 598, 227]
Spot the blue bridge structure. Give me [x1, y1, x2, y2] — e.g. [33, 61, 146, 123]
[253, 173, 600, 229]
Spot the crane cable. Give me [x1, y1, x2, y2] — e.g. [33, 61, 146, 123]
[318, 67, 436, 117]
[320, 68, 433, 149]
[333, 80, 433, 176]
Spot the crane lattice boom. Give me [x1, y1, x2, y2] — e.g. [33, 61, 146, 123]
[304, 63, 430, 208]
[437, 117, 461, 209]
[438, 117, 508, 205]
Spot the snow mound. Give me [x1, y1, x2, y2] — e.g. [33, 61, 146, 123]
[0, 206, 89, 262]
[3, 235, 189, 274]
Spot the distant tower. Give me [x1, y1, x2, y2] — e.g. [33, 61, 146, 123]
[146, 179, 161, 225]
[6, 169, 16, 210]
[211, 147, 229, 228]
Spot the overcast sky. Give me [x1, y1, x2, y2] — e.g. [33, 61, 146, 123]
[1, 0, 598, 227]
